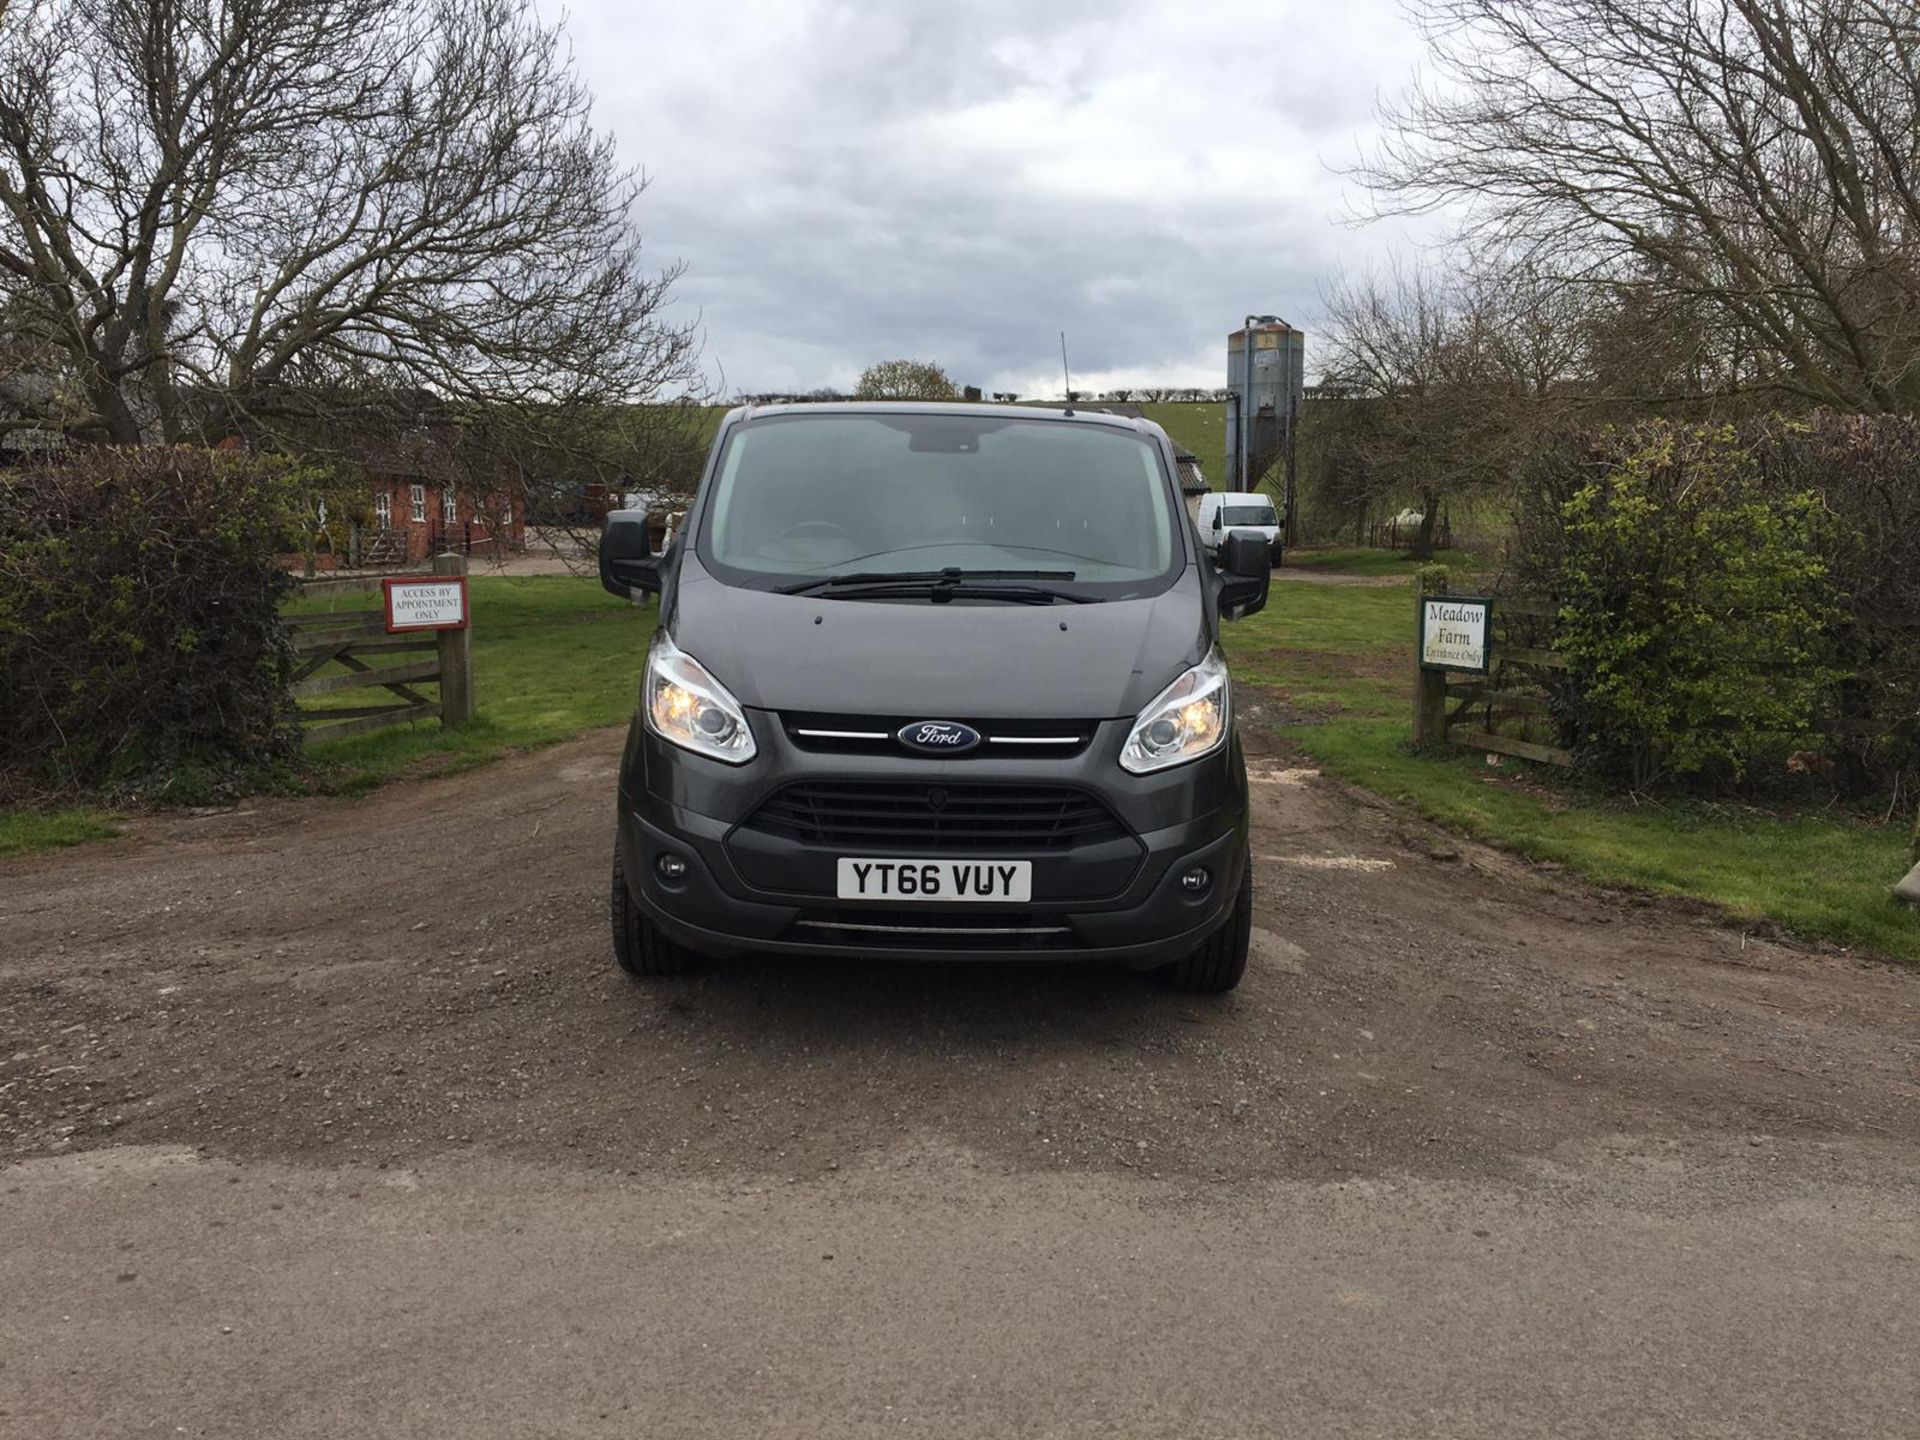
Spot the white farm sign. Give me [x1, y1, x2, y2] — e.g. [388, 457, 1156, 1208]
[383, 577, 470, 632]
[1420, 596, 1491, 673]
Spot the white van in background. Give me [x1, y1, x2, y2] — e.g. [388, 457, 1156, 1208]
[1196, 491, 1282, 561]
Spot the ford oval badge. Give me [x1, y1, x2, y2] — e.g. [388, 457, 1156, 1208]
[896, 720, 982, 755]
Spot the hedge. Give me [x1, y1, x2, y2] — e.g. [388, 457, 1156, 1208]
[1510, 415, 1920, 798]
[0, 447, 303, 798]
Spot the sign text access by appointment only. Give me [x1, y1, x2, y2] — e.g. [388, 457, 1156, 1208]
[383, 577, 469, 632]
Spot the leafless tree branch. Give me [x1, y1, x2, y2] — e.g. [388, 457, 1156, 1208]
[1355, 0, 1920, 414]
[0, 0, 701, 449]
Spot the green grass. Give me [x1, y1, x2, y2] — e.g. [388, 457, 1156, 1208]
[1136, 402, 1228, 485]
[1224, 560, 1920, 963]
[1298, 723, 1919, 959]
[1231, 583, 1412, 667]
[0, 808, 121, 858]
[289, 575, 650, 792]
[1286, 546, 1430, 577]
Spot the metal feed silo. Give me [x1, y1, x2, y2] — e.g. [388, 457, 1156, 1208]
[1224, 315, 1305, 545]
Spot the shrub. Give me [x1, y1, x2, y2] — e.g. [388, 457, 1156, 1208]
[1750, 415, 1920, 796]
[853, 359, 958, 401]
[1512, 415, 1920, 798]
[0, 447, 303, 796]
[1551, 427, 1838, 788]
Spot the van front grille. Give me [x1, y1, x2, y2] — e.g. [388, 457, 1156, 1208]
[781, 712, 1095, 758]
[739, 782, 1127, 851]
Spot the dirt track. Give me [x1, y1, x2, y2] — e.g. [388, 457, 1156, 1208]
[3, 727, 1918, 1437]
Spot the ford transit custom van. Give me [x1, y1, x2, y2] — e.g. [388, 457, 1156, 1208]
[600, 403, 1272, 991]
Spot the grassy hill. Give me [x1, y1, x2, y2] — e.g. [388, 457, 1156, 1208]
[1132, 403, 1228, 488]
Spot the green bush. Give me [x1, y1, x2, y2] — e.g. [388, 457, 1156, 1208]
[1552, 427, 1838, 788]
[1753, 415, 1920, 796]
[1513, 415, 1920, 800]
[0, 447, 303, 797]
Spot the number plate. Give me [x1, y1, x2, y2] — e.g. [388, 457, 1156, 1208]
[835, 858, 1032, 903]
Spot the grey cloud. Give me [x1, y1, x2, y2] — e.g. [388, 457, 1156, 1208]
[578, 0, 1429, 395]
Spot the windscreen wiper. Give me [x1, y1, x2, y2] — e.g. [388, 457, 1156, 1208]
[777, 566, 1078, 597]
[829, 581, 1095, 606]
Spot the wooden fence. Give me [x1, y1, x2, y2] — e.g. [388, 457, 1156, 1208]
[1415, 578, 1571, 768]
[288, 554, 473, 740]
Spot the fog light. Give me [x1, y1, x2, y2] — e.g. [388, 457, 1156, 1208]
[656, 853, 688, 881]
[1179, 867, 1211, 894]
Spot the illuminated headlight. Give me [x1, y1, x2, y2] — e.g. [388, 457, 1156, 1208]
[643, 631, 756, 764]
[1120, 647, 1230, 774]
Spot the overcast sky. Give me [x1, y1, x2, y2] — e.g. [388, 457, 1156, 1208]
[567, 0, 1434, 399]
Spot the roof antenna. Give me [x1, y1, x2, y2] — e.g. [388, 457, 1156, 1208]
[1060, 331, 1074, 414]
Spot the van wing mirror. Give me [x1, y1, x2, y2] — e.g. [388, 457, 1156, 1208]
[1216, 529, 1271, 620]
[600, 509, 663, 597]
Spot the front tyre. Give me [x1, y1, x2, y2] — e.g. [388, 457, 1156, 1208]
[611, 846, 701, 978]
[1158, 854, 1252, 994]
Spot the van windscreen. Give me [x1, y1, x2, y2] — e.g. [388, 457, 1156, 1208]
[700, 414, 1178, 594]
[1220, 503, 1276, 526]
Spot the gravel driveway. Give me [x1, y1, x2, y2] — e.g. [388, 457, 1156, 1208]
[3, 729, 1917, 1437]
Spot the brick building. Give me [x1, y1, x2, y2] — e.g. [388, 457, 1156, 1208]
[365, 468, 525, 566]
[357, 427, 526, 567]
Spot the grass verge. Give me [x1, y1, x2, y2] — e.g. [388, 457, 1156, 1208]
[1224, 569, 1920, 963]
[0, 808, 122, 859]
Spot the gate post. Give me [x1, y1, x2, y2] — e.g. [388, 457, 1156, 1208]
[1413, 569, 1449, 750]
[434, 551, 475, 727]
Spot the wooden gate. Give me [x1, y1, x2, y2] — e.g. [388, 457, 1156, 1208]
[288, 556, 474, 740]
[1415, 579, 1572, 768]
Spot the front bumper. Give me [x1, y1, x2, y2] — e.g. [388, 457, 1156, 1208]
[614, 712, 1249, 967]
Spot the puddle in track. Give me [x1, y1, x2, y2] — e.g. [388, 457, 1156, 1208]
[1249, 768, 1321, 786]
[1262, 853, 1396, 872]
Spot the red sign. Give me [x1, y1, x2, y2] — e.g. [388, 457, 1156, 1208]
[382, 576, 470, 632]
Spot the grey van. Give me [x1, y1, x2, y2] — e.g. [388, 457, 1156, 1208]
[600, 403, 1271, 991]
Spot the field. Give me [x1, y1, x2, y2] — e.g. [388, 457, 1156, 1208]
[1135, 402, 1228, 484]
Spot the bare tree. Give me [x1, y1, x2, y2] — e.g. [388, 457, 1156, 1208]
[1359, 0, 1920, 413]
[1314, 259, 1583, 555]
[855, 359, 957, 401]
[0, 0, 698, 446]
